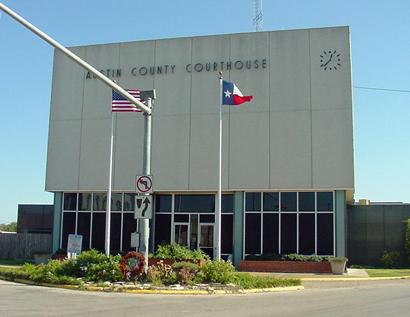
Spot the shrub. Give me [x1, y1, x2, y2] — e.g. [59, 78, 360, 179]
[152, 243, 210, 262]
[406, 219, 410, 265]
[245, 253, 328, 262]
[84, 255, 122, 282]
[201, 260, 234, 284]
[380, 250, 401, 268]
[146, 261, 177, 285]
[172, 261, 200, 285]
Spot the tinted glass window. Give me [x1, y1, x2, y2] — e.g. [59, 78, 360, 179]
[93, 193, 107, 211]
[122, 213, 138, 252]
[91, 213, 106, 251]
[245, 213, 261, 254]
[61, 212, 76, 249]
[263, 213, 279, 254]
[317, 214, 334, 255]
[154, 214, 171, 248]
[263, 192, 279, 211]
[221, 215, 233, 254]
[175, 195, 215, 212]
[317, 192, 333, 211]
[111, 193, 122, 211]
[78, 193, 91, 211]
[299, 192, 315, 212]
[77, 213, 90, 250]
[110, 213, 121, 253]
[281, 192, 297, 212]
[299, 214, 315, 255]
[155, 195, 172, 212]
[123, 193, 135, 212]
[222, 194, 234, 213]
[281, 214, 297, 254]
[246, 192, 261, 211]
[63, 193, 77, 211]
[200, 215, 215, 223]
[174, 214, 189, 223]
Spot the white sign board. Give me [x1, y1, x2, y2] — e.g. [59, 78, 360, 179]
[67, 234, 83, 254]
[131, 232, 140, 248]
[135, 195, 153, 219]
[135, 175, 153, 194]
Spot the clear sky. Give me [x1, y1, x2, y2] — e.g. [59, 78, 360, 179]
[0, 0, 409, 223]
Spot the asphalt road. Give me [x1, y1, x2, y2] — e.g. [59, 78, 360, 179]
[0, 279, 409, 317]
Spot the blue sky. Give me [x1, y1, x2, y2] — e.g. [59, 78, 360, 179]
[0, 0, 409, 223]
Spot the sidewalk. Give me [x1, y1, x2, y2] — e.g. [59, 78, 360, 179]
[249, 268, 370, 281]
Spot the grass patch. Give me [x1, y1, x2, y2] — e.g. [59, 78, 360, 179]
[365, 268, 410, 278]
[0, 259, 30, 266]
[231, 272, 301, 289]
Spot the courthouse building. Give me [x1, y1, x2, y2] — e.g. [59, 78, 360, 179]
[47, 26, 354, 266]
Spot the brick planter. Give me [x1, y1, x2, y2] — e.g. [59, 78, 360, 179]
[239, 260, 332, 273]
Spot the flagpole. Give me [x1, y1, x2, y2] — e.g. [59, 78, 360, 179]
[105, 113, 115, 256]
[216, 72, 223, 261]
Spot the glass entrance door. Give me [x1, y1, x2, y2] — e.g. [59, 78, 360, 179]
[199, 224, 214, 259]
[174, 224, 189, 247]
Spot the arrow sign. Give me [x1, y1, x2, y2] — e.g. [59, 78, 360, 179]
[135, 195, 152, 219]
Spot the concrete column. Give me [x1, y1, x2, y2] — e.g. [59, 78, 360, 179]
[232, 191, 244, 268]
[335, 190, 346, 257]
[52, 192, 63, 252]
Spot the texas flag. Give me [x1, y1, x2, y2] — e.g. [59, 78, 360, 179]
[222, 80, 253, 106]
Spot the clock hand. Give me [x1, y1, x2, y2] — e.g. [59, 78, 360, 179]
[323, 53, 334, 67]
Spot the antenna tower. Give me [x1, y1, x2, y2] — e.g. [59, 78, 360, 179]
[252, 0, 263, 31]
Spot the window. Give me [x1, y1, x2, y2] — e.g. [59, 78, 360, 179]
[281, 214, 297, 254]
[280, 192, 297, 212]
[245, 213, 261, 254]
[155, 195, 172, 212]
[299, 192, 315, 211]
[263, 192, 279, 211]
[222, 194, 234, 213]
[174, 195, 215, 212]
[299, 214, 315, 255]
[91, 213, 106, 251]
[77, 213, 91, 250]
[63, 193, 77, 211]
[61, 212, 76, 249]
[263, 213, 279, 254]
[93, 193, 107, 211]
[221, 215, 233, 254]
[110, 213, 121, 253]
[111, 193, 122, 211]
[317, 214, 334, 255]
[317, 192, 333, 211]
[122, 213, 138, 252]
[154, 214, 171, 247]
[78, 193, 91, 211]
[245, 192, 261, 211]
[123, 193, 135, 212]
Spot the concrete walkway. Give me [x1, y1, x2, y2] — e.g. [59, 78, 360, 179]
[249, 268, 369, 280]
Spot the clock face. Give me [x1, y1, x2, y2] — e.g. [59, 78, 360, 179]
[320, 50, 341, 70]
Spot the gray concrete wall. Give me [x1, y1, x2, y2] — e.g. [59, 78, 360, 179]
[46, 27, 353, 193]
[348, 205, 410, 266]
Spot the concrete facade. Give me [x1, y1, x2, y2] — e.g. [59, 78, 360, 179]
[46, 27, 353, 194]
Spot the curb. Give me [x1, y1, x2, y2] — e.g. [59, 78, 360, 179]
[301, 276, 410, 282]
[0, 277, 304, 295]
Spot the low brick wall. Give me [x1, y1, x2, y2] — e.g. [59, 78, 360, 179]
[239, 260, 332, 273]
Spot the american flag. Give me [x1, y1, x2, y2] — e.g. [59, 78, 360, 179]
[112, 89, 143, 112]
